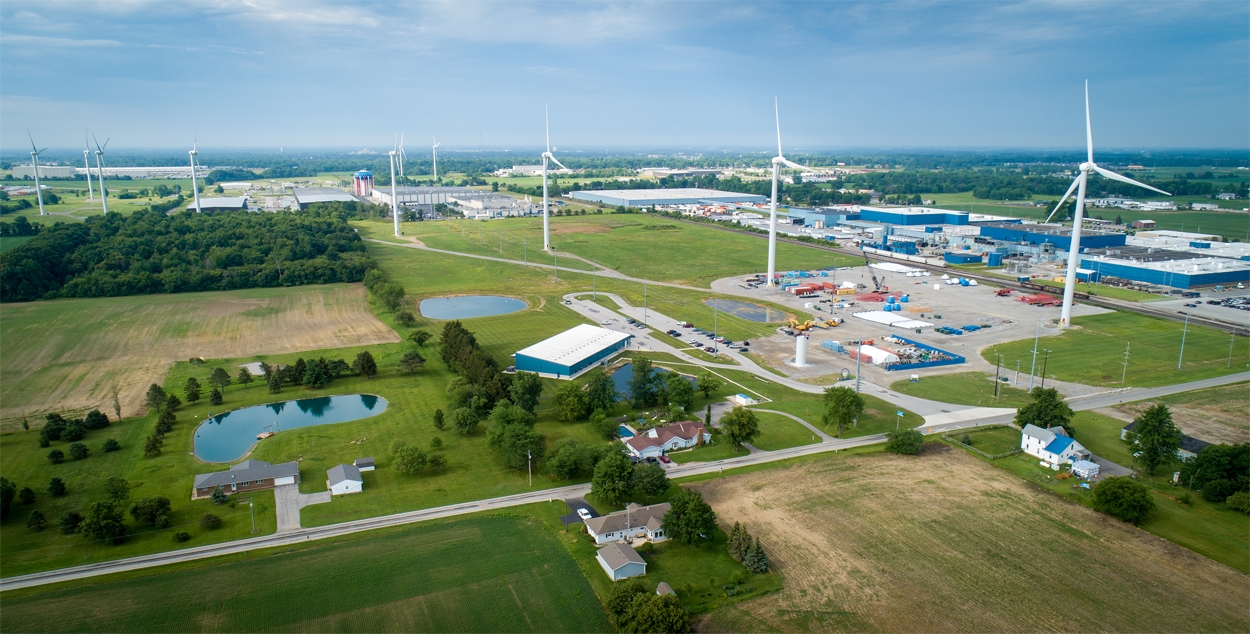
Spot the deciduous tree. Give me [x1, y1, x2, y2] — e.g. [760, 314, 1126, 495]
[0, 477, 15, 519]
[552, 381, 590, 422]
[885, 429, 924, 455]
[78, 501, 128, 544]
[508, 371, 544, 413]
[19, 487, 35, 505]
[664, 488, 717, 545]
[666, 372, 695, 411]
[695, 370, 723, 399]
[1015, 387, 1074, 435]
[451, 407, 479, 435]
[591, 451, 634, 506]
[408, 330, 432, 347]
[822, 386, 864, 437]
[584, 368, 618, 413]
[47, 449, 64, 464]
[48, 477, 67, 496]
[68, 443, 89, 460]
[400, 350, 426, 374]
[628, 357, 659, 408]
[719, 406, 759, 450]
[1093, 476, 1155, 524]
[623, 594, 690, 634]
[129, 496, 172, 525]
[59, 510, 83, 534]
[83, 409, 110, 430]
[632, 463, 670, 499]
[1127, 404, 1181, 475]
[393, 445, 429, 475]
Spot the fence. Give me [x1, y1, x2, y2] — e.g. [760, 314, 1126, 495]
[881, 335, 965, 372]
[941, 425, 1023, 460]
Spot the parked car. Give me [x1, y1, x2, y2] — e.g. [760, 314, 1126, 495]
[715, 336, 725, 342]
[645, 456, 659, 464]
[704, 346, 715, 353]
[659, 455, 671, 464]
[563, 299, 572, 305]
[600, 320, 612, 325]
[742, 341, 751, 346]
[577, 508, 592, 520]
[688, 339, 700, 346]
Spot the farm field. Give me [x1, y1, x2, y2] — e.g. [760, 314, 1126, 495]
[982, 312, 1250, 387]
[890, 372, 1033, 408]
[0, 515, 613, 633]
[0, 284, 399, 426]
[694, 448, 1250, 632]
[375, 213, 855, 287]
[1111, 381, 1249, 445]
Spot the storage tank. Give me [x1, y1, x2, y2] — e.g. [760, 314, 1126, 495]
[988, 252, 1004, 267]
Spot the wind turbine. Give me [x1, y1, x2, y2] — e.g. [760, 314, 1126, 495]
[766, 98, 814, 287]
[541, 106, 567, 251]
[1047, 81, 1170, 328]
[388, 135, 400, 237]
[398, 132, 406, 179]
[26, 130, 46, 216]
[431, 135, 441, 181]
[93, 133, 110, 214]
[83, 132, 95, 200]
[188, 136, 202, 213]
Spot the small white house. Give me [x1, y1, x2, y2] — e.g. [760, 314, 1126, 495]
[596, 542, 647, 581]
[327, 463, 363, 495]
[584, 502, 670, 545]
[1021, 424, 1089, 465]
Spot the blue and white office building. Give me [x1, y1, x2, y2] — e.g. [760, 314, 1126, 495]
[514, 324, 633, 379]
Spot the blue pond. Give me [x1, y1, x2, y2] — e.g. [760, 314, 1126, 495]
[419, 295, 526, 319]
[193, 394, 388, 463]
[703, 298, 788, 323]
[610, 363, 696, 399]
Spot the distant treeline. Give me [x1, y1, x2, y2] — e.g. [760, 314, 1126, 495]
[0, 207, 374, 302]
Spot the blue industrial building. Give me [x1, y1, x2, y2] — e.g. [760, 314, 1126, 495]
[514, 324, 633, 379]
[857, 207, 969, 226]
[787, 207, 860, 227]
[978, 222, 1126, 250]
[1079, 252, 1250, 289]
[569, 188, 767, 207]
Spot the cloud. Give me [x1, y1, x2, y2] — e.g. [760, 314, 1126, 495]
[0, 33, 123, 48]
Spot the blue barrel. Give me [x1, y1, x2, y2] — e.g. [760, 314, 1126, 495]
[901, 295, 910, 303]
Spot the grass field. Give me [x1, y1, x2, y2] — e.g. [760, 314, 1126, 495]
[982, 312, 1250, 387]
[694, 448, 1250, 632]
[890, 372, 1033, 408]
[0, 284, 398, 426]
[0, 235, 33, 253]
[749, 412, 822, 451]
[1113, 381, 1249, 445]
[951, 425, 1023, 455]
[378, 213, 857, 287]
[0, 515, 613, 633]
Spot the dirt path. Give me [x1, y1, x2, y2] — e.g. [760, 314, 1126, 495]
[692, 448, 1249, 633]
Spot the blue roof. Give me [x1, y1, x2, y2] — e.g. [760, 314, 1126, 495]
[1043, 436, 1074, 455]
[354, 170, 373, 177]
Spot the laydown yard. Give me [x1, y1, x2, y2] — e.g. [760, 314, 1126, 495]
[693, 447, 1249, 633]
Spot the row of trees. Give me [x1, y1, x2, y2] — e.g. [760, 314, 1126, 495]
[38, 410, 111, 448]
[0, 216, 40, 236]
[0, 207, 375, 302]
[727, 522, 770, 573]
[440, 321, 512, 428]
[141, 383, 185, 457]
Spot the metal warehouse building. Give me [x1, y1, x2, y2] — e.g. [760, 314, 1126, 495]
[514, 324, 632, 379]
[1080, 248, 1250, 289]
[570, 188, 767, 207]
[858, 207, 970, 226]
[293, 188, 360, 209]
[978, 222, 1126, 250]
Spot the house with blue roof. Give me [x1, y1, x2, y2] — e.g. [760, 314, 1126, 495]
[1021, 424, 1090, 465]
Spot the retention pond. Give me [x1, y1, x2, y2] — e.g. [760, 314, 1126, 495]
[419, 295, 526, 319]
[193, 394, 388, 463]
[702, 298, 789, 323]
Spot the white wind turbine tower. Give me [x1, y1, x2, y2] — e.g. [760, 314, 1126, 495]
[83, 132, 95, 200]
[388, 136, 400, 237]
[541, 107, 567, 251]
[189, 137, 202, 213]
[93, 133, 110, 214]
[431, 136, 441, 181]
[398, 132, 406, 179]
[766, 98, 814, 287]
[26, 130, 47, 216]
[1048, 81, 1170, 328]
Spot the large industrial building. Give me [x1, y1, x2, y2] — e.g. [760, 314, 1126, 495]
[293, 188, 359, 209]
[372, 186, 486, 207]
[11, 165, 76, 179]
[184, 197, 249, 212]
[978, 222, 1126, 250]
[1079, 247, 1250, 289]
[857, 206, 970, 226]
[513, 324, 632, 379]
[570, 188, 767, 207]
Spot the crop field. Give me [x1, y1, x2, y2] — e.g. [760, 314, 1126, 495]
[982, 312, 1250, 387]
[890, 372, 1033, 408]
[0, 516, 613, 633]
[0, 284, 399, 426]
[379, 213, 855, 287]
[694, 448, 1250, 633]
[1113, 381, 1249, 445]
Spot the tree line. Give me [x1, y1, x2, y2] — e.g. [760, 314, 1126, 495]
[0, 207, 375, 302]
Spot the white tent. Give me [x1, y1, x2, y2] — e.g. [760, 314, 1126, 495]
[856, 345, 900, 365]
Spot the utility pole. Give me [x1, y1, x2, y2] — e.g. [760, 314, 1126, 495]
[1228, 335, 1236, 369]
[1040, 349, 1051, 389]
[1121, 342, 1131, 386]
[554, 250, 558, 282]
[523, 238, 527, 266]
[1177, 310, 1190, 370]
[499, 231, 502, 255]
[1014, 360, 1021, 386]
[1029, 321, 1040, 391]
[527, 449, 532, 487]
[993, 354, 1003, 403]
[593, 268, 597, 300]
[643, 281, 648, 326]
[713, 305, 719, 355]
[854, 341, 862, 393]
[249, 499, 257, 534]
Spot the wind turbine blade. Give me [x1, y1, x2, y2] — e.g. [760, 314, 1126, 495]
[1085, 80, 1093, 165]
[37, 147, 47, 155]
[775, 97, 783, 157]
[1091, 165, 1171, 196]
[92, 133, 101, 151]
[102, 137, 110, 151]
[781, 158, 815, 172]
[27, 128, 37, 152]
[1045, 176, 1081, 223]
[550, 156, 568, 171]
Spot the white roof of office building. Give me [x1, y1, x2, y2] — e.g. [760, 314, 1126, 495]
[515, 324, 631, 366]
[574, 188, 766, 203]
[186, 197, 248, 211]
[293, 187, 359, 205]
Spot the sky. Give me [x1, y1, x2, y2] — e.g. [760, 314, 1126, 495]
[2, 0, 1247, 152]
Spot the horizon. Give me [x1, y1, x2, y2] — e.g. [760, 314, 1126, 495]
[2, 1, 1247, 151]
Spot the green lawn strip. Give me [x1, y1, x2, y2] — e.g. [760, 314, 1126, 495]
[397, 217, 597, 271]
[1068, 410, 1137, 467]
[944, 426, 1023, 456]
[671, 442, 745, 463]
[0, 515, 613, 633]
[648, 330, 738, 364]
[749, 412, 822, 451]
[982, 311, 1250, 388]
[890, 372, 1033, 408]
[712, 369, 921, 438]
[742, 352, 787, 376]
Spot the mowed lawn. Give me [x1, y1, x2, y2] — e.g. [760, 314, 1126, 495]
[983, 311, 1250, 387]
[0, 284, 398, 426]
[694, 449, 1250, 632]
[750, 411, 822, 451]
[0, 516, 612, 633]
[890, 372, 1033, 408]
[371, 213, 856, 287]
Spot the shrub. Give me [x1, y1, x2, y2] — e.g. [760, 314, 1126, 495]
[83, 409, 110, 430]
[885, 429, 924, 455]
[200, 514, 223, 529]
[68, 442, 89, 460]
[1092, 476, 1155, 524]
[61, 421, 86, 442]
[428, 453, 448, 472]
[48, 477, 67, 496]
[102, 438, 121, 452]
[19, 487, 36, 505]
[430, 436, 443, 449]
[47, 449, 65, 464]
[1227, 491, 1250, 514]
[210, 487, 229, 505]
[1201, 479, 1235, 503]
[26, 509, 47, 531]
[173, 531, 191, 543]
[395, 309, 417, 327]
[59, 510, 83, 534]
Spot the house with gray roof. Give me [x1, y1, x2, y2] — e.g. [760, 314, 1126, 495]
[193, 460, 299, 499]
[1120, 421, 1211, 460]
[596, 542, 647, 581]
[327, 463, 363, 495]
[584, 502, 670, 545]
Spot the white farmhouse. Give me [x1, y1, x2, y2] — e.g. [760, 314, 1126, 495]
[1021, 424, 1090, 466]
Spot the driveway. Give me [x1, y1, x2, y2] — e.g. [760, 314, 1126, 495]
[274, 485, 331, 532]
